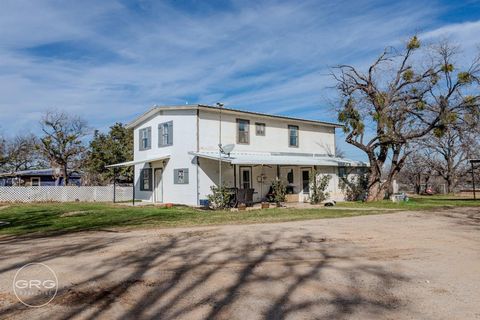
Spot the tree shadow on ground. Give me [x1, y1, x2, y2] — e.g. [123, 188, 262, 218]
[0, 227, 409, 320]
[440, 207, 480, 231]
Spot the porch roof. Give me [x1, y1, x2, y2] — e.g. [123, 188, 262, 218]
[189, 151, 368, 167]
[105, 155, 170, 168]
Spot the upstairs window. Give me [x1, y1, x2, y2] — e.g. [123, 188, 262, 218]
[288, 125, 299, 147]
[237, 119, 250, 144]
[158, 121, 173, 147]
[139, 127, 151, 151]
[255, 122, 265, 136]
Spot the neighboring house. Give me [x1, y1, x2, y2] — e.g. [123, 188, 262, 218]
[108, 104, 367, 205]
[0, 168, 82, 186]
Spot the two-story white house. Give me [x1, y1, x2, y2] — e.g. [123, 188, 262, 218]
[108, 104, 367, 206]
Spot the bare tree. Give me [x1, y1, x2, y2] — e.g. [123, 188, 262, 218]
[2, 134, 45, 172]
[419, 125, 479, 193]
[398, 152, 434, 194]
[332, 37, 480, 201]
[39, 111, 89, 185]
[334, 146, 346, 158]
[0, 134, 6, 172]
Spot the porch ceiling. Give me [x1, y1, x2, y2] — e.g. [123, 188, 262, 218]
[189, 151, 368, 167]
[106, 155, 170, 168]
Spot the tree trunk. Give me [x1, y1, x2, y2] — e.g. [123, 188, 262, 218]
[366, 164, 387, 201]
[366, 179, 390, 201]
[365, 152, 405, 201]
[62, 163, 69, 186]
[446, 178, 452, 194]
[415, 173, 421, 194]
[423, 175, 430, 193]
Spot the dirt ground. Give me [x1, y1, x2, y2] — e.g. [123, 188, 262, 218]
[0, 207, 479, 320]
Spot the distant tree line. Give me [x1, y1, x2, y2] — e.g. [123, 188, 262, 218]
[0, 110, 133, 185]
[397, 123, 480, 194]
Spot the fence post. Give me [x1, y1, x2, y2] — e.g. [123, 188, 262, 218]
[132, 169, 135, 206]
[113, 168, 117, 203]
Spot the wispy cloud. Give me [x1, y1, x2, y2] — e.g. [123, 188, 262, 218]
[421, 20, 480, 40]
[0, 0, 478, 159]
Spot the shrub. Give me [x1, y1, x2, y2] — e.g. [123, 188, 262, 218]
[270, 178, 286, 204]
[310, 172, 331, 204]
[339, 172, 369, 201]
[206, 185, 232, 209]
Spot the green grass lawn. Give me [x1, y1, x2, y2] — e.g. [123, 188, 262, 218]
[0, 195, 478, 236]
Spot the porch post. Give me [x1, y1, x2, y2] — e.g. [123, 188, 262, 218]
[260, 164, 264, 202]
[233, 164, 237, 188]
[276, 165, 280, 179]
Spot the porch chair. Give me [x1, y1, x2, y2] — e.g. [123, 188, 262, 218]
[245, 188, 254, 207]
[236, 188, 247, 207]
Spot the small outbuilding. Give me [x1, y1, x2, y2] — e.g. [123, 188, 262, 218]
[0, 168, 82, 186]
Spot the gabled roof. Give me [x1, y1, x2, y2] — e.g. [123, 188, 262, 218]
[127, 104, 342, 129]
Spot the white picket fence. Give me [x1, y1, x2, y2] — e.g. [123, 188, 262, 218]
[0, 186, 133, 203]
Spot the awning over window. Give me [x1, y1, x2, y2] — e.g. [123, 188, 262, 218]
[105, 155, 170, 168]
[188, 151, 367, 167]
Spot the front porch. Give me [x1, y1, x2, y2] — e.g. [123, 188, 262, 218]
[193, 151, 364, 204]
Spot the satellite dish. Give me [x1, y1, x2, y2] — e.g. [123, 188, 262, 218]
[222, 144, 235, 155]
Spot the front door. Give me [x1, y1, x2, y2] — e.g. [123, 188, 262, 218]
[302, 169, 310, 194]
[240, 167, 252, 189]
[154, 168, 163, 203]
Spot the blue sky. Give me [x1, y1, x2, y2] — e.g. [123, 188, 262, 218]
[1, 0, 479, 160]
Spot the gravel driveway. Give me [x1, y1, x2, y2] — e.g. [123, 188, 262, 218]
[0, 207, 479, 319]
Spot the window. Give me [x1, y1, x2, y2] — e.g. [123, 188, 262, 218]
[302, 170, 310, 193]
[174, 168, 189, 184]
[31, 177, 40, 187]
[158, 121, 173, 147]
[139, 127, 151, 150]
[240, 167, 252, 189]
[338, 167, 347, 178]
[140, 168, 152, 191]
[255, 122, 265, 136]
[237, 119, 250, 144]
[288, 125, 299, 147]
[287, 169, 294, 184]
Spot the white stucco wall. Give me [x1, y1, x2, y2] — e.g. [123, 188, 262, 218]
[133, 108, 199, 205]
[197, 159, 234, 202]
[198, 109, 336, 155]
